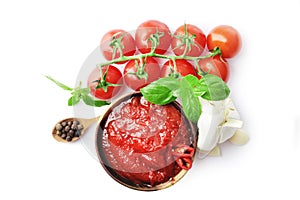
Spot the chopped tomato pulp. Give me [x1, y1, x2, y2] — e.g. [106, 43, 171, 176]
[101, 95, 195, 187]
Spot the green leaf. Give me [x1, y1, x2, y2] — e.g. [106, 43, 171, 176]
[198, 74, 230, 101]
[68, 95, 80, 106]
[182, 74, 200, 88]
[181, 91, 202, 123]
[71, 88, 91, 96]
[45, 75, 73, 91]
[151, 76, 181, 91]
[178, 79, 202, 123]
[140, 84, 177, 105]
[82, 95, 109, 107]
[141, 76, 202, 122]
[140, 76, 180, 105]
[93, 99, 110, 107]
[193, 88, 207, 97]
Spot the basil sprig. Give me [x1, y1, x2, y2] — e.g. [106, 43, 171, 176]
[140, 74, 230, 123]
[45, 75, 109, 107]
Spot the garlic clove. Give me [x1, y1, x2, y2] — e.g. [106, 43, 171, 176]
[208, 146, 221, 156]
[222, 118, 243, 128]
[219, 118, 243, 143]
[197, 96, 247, 158]
[197, 97, 226, 152]
[229, 129, 249, 145]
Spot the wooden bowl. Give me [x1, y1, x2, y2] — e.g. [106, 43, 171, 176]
[95, 92, 198, 191]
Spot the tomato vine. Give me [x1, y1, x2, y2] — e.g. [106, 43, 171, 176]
[96, 27, 222, 84]
[46, 21, 239, 123]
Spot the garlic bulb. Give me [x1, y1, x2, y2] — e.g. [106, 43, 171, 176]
[196, 97, 247, 158]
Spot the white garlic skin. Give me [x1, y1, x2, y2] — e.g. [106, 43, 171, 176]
[197, 97, 243, 153]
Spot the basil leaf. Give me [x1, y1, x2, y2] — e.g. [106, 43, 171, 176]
[178, 79, 202, 123]
[193, 88, 207, 97]
[198, 74, 230, 101]
[181, 92, 202, 123]
[141, 84, 177, 105]
[82, 95, 109, 107]
[94, 100, 110, 107]
[75, 87, 90, 95]
[151, 76, 181, 91]
[45, 75, 73, 91]
[68, 95, 80, 106]
[182, 74, 200, 88]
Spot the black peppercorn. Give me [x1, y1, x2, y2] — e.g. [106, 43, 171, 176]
[64, 126, 70, 132]
[61, 133, 67, 139]
[71, 124, 77, 130]
[66, 136, 72, 141]
[74, 130, 81, 137]
[56, 119, 84, 142]
[67, 130, 74, 137]
[55, 124, 62, 131]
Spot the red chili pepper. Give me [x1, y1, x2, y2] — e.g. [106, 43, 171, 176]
[176, 157, 193, 170]
[173, 144, 194, 158]
[173, 144, 194, 170]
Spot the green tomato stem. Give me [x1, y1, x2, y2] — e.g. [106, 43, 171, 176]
[98, 29, 222, 68]
[99, 50, 219, 68]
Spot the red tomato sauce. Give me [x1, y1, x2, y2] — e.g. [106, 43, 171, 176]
[101, 95, 194, 187]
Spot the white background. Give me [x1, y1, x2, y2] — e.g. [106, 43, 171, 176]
[1, 0, 300, 199]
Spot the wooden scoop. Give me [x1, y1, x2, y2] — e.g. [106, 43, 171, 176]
[52, 116, 100, 143]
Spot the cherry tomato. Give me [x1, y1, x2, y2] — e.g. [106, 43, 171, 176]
[100, 29, 136, 63]
[87, 65, 123, 100]
[207, 25, 241, 58]
[135, 20, 171, 54]
[171, 24, 206, 57]
[197, 55, 229, 82]
[161, 59, 197, 78]
[124, 57, 160, 91]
